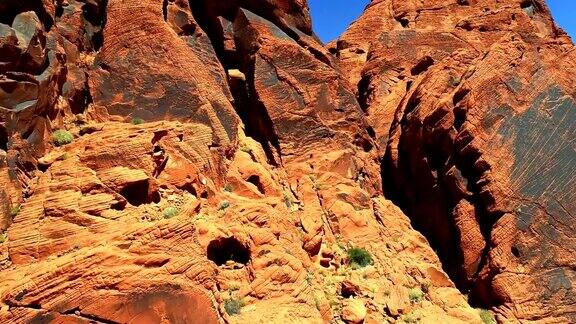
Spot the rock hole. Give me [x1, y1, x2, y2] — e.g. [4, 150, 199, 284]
[69, 74, 92, 115]
[162, 0, 168, 21]
[406, 80, 413, 91]
[87, 0, 108, 51]
[110, 199, 126, 211]
[246, 175, 265, 194]
[520, 1, 536, 16]
[395, 16, 409, 28]
[511, 246, 520, 258]
[340, 282, 359, 298]
[353, 134, 374, 152]
[79, 0, 108, 49]
[357, 73, 371, 112]
[410, 56, 434, 76]
[55, 3, 64, 18]
[453, 88, 470, 107]
[0, 125, 8, 151]
[152, 130, 168, 144]
[454, 107, 467, 130]
[405, 96, 421, 115]
[38, 163, 49, 172]
[366, 126, 376, 138]
[119, 180, 160, 206]
[458, 21, 474, 31]
[92, 30, 104, 50]
[207, 237, 250, 266]
[179, 182, 197, 196]
[319, 259, 331, 268]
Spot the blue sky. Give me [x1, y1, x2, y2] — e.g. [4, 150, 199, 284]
[309, 0, 575, 43]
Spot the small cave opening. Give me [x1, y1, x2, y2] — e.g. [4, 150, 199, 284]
[340, 282, 359, 298]
[246, 175, 265, 194]
[55, 3, 64, 18]
[410, 56, 434, 76]
[395, 16, 409, 28]
[69, 78, 92, 115]
[119, 180, 160, 206]
[207, 237, 250, 266]
[0, 125, 8, 151]
[520, 0, 538, 16]
[454, 107, 467, 130]
[452, 88, 470, 106]
[162, 0, 169, 21]
[353, 134, 374, 152]
[357, 74, 372, 112]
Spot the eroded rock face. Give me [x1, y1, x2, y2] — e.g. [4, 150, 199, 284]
[335, 0, 576, 322]
[0, 0, 573, 323]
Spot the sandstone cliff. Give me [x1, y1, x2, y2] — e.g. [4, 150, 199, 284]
[0, 0, 574, 323]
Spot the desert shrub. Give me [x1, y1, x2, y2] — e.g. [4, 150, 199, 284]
[408, 288, 424, 303]
[218, 200, 230, 210]
[224, 298, 243, 316]
[347, 247, 373, 268]
[224, 184, 233, 192]
[52, 130, 74, 146]
[0, 233, 6, 244]
[403, 313, 419, 323]
[162, 206, 179, 219]
[478, 309, 496, 324]
[131, 117, 144, 125]
[10, 204, 21, 218]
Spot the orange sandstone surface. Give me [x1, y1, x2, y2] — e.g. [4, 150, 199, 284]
[0, 0, 574, 323]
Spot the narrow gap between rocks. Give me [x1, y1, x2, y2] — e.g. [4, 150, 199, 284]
[0, 0, 54, 30]
[381, 92, 502, 309]
[188, 1, 282, 165]
[0, 125, 8, 151]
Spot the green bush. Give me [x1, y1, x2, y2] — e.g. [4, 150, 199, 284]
[224, 298, 243, 316]
[52, 130, 74, 146]
[163, 206, 179, 219]
[0, 233, 6, 244]
[408, 288, 424, 303]
[219, 200, 230, 211]
[347, 247, 373, 268]
[478, 309, 496, 324]
[131, 117, 144, 125]
[10, 204, 21, 218]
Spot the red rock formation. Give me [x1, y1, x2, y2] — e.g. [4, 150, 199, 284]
[0, 0, 574, 323]
[335, 0, 576, 322]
